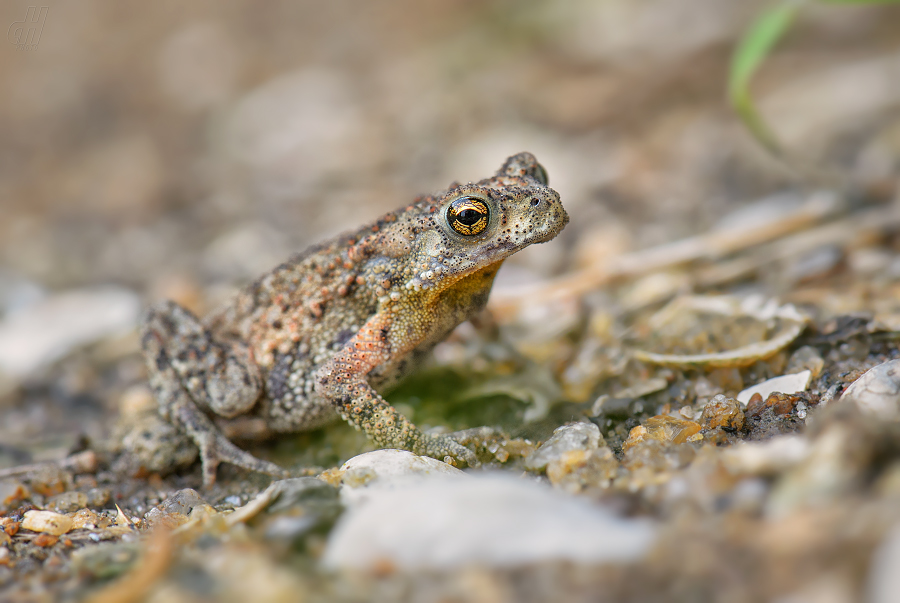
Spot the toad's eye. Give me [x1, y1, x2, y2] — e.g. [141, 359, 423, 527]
[447, 197, 489, 236]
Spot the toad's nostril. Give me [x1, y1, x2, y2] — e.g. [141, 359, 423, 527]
[530, 198, 541, 208]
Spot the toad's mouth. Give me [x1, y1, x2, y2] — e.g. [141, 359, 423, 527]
[468, 228, 558, 264]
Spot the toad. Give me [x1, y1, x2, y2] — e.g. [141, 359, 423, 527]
[140, 152, 568, 486]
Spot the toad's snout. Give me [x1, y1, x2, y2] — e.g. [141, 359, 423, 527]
[523, 189, 568, 244]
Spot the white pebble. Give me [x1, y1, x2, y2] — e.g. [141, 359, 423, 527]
[840, 359, 900, 419]
[737, 370, 811, 406]
[338, 449, 462, 506]
[21, 510, 74, 535]
[323, 473, 656, 570]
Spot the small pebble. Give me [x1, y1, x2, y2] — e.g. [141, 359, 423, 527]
[746, 391, 807, 418]
[786, 346, 825, 378]
[699, 394, 745, 431]
[21, 510, 73, 536]
[33, 533, 59, 547]
[265, 477, 339, 514]
[840, 359, 900, 420]
[223, 495, 243, 508]
[524, 422, 602, 472]
[339, 449, 463, 504]
[612, 378, 668, 400]
[142, 508, 189, 530]
[0, 518, 20, 536]
[87, 488, 111, 508]
[623, 415, 701, 452]
[70, 509, 101, 530]
[0, 480, 28, 507]
[546, 447, 619, 493]
[48, 491, 88, 514]
[161, 488, 210, 515]
[28, 465, 68, 497]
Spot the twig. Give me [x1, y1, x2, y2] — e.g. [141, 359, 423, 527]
[0, 450, 97, 479]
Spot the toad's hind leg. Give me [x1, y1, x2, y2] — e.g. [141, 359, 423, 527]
[141, 301, 288, 487]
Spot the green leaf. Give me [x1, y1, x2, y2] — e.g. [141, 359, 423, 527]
[729, 1, 803, 155]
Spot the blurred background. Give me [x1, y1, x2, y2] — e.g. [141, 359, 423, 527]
[2, 0, 898, 312]
[2, 2, 900, 600]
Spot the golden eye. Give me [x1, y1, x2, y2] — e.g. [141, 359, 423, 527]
[447, 197, 490, 236]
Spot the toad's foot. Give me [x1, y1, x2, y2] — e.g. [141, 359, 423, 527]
[171, 397, 289, 488]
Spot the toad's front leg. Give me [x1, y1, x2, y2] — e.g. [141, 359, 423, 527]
[313, 314, 476, 467]
[141, 301, 289, 487]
